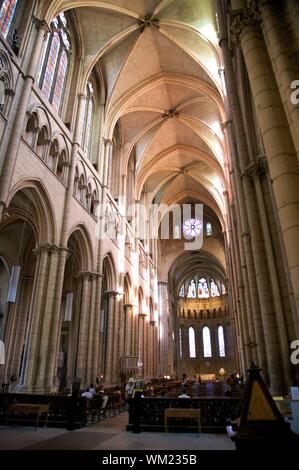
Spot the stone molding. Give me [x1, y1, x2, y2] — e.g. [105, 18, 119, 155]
[230, 2, 261, 43]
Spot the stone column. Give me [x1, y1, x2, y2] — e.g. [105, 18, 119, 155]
[35, 245, 60, 390]
[45, 91, 87, 389]
[102, 138, 113, 189]
[124, 304, 133, 356]
[132, 306, 138, 357]
[226, 198, 247, 373]
[158, 281, 169, 378]
[138, 313, 146, 377]
[149, 320, 155, 379]
[247, 159, 294, 385]
[0, 18, 49, 218]
[259, 0, 299, 159]
[104, 291, 116, 384]
[231, 5, 299, 336]
[86, 274, 98, 384]
[111, 292, 122, 384]
[76, 273, 92, 386]
[91, 274, 103, 382]
[44, 248, 68, 388]
[222, 119, 260, 370]
[22, 245, 49, 390]
[117, 293, 125, 364]
[217, 2, 287, 392]
[286, 0, 299, 55]
[223, 225, 242, 373]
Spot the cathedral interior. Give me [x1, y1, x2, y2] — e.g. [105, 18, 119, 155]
[0, 0, 299, 452]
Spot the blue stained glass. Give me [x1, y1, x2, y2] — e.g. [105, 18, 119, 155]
[0, 0, 18, 39]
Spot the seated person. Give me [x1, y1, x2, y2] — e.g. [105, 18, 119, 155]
[81, 387, 93, 398]
[89, 383, 97, 396]
[113, 386, 122, 404]
[178, 389, 190, 398]
[99, 389, 109, 414]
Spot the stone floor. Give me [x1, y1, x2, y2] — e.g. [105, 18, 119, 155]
[0, 414, 235, 450]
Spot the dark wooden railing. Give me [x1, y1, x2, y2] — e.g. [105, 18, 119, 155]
[0, 393, 124, 429]
[127, 397, 242, 433]
[0, 393, 90, 429]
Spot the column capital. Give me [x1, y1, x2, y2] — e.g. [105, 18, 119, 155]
[33, 243, 61, 256]
[104, 290, 118, 297]
[32, 16, 51, 34]
[230, 2, 261, 43]
[221, 119, 232, 130]
[78, 271, 102, 281]
[5, 88, 15, 97]
[150, 320, 156, 326]
[102, 137, 113, 146]
[124, 303, 133, 309]
[243, 156, 268, 180]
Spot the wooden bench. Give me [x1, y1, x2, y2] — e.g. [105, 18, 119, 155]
[8, 403, 49, 431]
[164, 408, 201, 433]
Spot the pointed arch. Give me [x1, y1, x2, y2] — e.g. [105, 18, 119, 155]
[102, 252, 116, 291]
[189, 326, 196, 358]
[203, 326, 212, 358]
[67, 223, 93, 272]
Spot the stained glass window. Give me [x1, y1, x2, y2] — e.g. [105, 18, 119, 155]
[0, 0, 18, 39]
[210, 279, 220, 297]
[187, 279, 196, 298]
[198, 277, 209, 299]
[81, 81, 94, 158]
[183, 218, 203, 238]
[52, 49, 68, 112]
[179, 284, 185, 297]
[206, 222, 212, 236]
[41, 33, 60, 99]
[189, 327, 196, 358]
[203, 326, 212, 358]
[218, 326, 225, 357]
[38, 13, 71, 114]
[221, 283, 226, 295]
[179, 328, 183, 358]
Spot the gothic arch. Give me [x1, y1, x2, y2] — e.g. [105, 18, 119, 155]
[6, 179, 57, 244]
[67, 223, 93, 272]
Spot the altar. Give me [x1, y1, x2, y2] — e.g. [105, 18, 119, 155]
[199, 374, 216, 381]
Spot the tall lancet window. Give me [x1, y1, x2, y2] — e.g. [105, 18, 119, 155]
[210, 279, 220, 297]
[203, 326, 212, 358]
[189, 327, 196, 358]
[81, 81, 94, 158]
[0, 0, 19, 39]
[187, 279, 196, 298]
[179, 284, 185, 297]
[218, 326, 225, 357]
[38, 13, 71, 114]
[198, 277, 209, 298]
